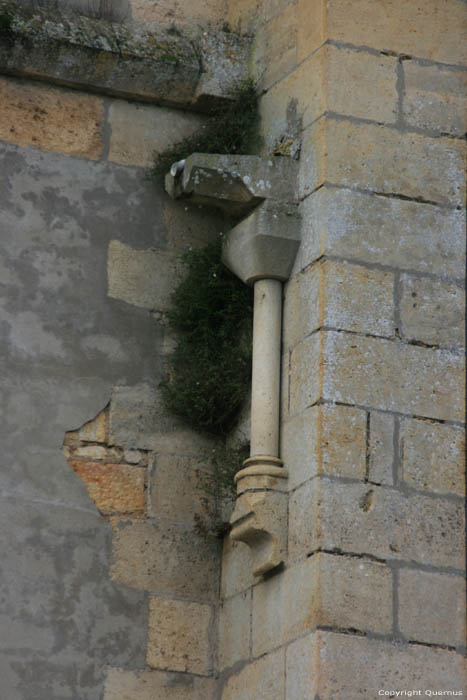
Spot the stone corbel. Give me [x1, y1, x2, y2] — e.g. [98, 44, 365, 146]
[166, 154, 300, 576]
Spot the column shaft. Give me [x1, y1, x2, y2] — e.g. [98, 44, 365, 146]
[249, 278, 282, 458]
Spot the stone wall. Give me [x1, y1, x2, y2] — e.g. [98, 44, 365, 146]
[0, 0, 465, 698]
[0, 61, 225, 698]
[218, 0, 466, 698]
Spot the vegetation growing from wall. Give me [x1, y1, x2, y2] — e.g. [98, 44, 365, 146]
[162, 237, 253, 437]
[149, 78, 260, 179]
[194, 442, 249, 536]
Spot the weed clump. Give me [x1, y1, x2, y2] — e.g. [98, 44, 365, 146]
[162, 238, 253, 437]
[0, 7, 13, 34]
[149, 78, 260, 180]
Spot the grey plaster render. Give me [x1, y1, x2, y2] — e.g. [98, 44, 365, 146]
[0, 140, 170, 698]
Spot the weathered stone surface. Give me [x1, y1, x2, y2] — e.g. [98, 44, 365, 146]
[289, 478, 465, 569]
[109, 383, 212, 455]
[108, 101, 204, 168]
[300, 118, 466, 205]
[288, 333, 321, 416]
[284, 260, 394, 351]
[122, 449, 145, 465]
[104, 667, 217, 700]
[73, 445, 115, 460]
[286, 630, 466, 698]
[326, 45, 398, 123]
[149, 453, 210, 522]
[297, 0, 325, 62]
[260, 45, 397, 151]
[221, 537, 255, 600]
[400, 275, 465, 347]
[403, 61, 467, 137]
[70, 461, 145, 515]
[368, 412, 394, 485]
[399, 569, 466, 647]
[78, 409, 107, 443]
[131, 0, 225, 30]
[107, 240, 181, 312]
[147, 598, 213, 674]
[252, 553, 392, 656]
[227, 0, 263, 34]
[0, 76, 103, 159]
[281, 403, 367, 489]
[0, 139, 168, 698]
[324, 0, 467, 65]
[221, 648, 285, 700]
[110, 519, 220, 601]
[296, 186, 466, 278]
[253, 3, 298, 89]
[401, 418, 465, 497]
[218, 591, 251, 670]
[313, 330, 464, 422]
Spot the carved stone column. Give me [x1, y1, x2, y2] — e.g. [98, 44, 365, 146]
[165, 154, 300, 576]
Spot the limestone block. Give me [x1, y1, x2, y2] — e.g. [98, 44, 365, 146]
[399, 569, 466, 647]
[401, 418, 465, 497]
[324, 0, 467, 66]
[147, 598, 213, 675]
[221, 648, 285, 700]
[148, 453, 210, 522]
[288, 333, 321, 416]
[78, 409, 107, 443]
[284, 260, 394, 351]
[259, 56, 324, 153]
[403, 61, 467, 137]
[288, 478, 465, 569]
[110, 519, 220, 601]
[297, 0, 325, 62]
[296, 186, 466, 278]
[108, 101, 204, 168]
[104, 667, 217, 700]
[252, 553, 392, 656]
[281, 403, 367, 489]
[70, 461, 145, 515]
[400, 275, 465, 348]
[107, 240, 181, 312]
[368, 412, 394, 485]
[221, 537, 255, 600]
[300, 118, 466, 205]
[0, 76, 103, 159]
[286, 630, 466, 699]
[326, 45, 398, 123]
[218, 590, 251, 670]
[109, 383, 212, 455]
[320, 330, 464, 422]
[253, 3, 298, 88]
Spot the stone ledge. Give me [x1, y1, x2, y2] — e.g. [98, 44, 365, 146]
[0, 7, 251, 110]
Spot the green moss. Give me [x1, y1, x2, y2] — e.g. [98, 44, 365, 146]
[149, 77, 260, 180]
[161, 238, 253, 437]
